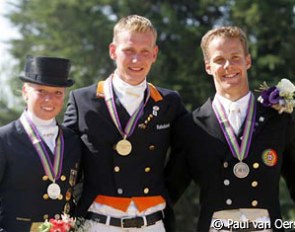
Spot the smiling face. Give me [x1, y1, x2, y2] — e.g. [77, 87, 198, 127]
[205, 36, 251, 101]
[109, 30, 158, 85]
[22, 83, 65, 120]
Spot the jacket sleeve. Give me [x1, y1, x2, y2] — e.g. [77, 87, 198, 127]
[281, 115, 295, 202]
[165, 114, 192, 205]
[0, 142, 6, 184]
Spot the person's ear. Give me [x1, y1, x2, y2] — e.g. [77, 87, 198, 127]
[246, 54, 251, 70]
[109, 43, 116, 60]
[205, 61, 212, 75]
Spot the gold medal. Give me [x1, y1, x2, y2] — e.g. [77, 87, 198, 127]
[115, 139, 132, 156]
[233, 162, 250, 178]
[47, 182, 61, 199]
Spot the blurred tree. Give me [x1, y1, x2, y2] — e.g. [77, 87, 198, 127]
[2, 0, 295, 231]
[228, 0, 295, 88]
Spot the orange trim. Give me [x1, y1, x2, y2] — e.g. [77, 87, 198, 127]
[94, 195, 165, 212]
[96, 81, 105, 98]
[133, 196, 165, 212]
[95, 195, 131, 212]
[96, 81, 163, 102]
[148, 83, 163, 102]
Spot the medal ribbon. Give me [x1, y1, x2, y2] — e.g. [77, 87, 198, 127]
[212, 93, 256, 161]
[20, 113, 64, 182]
[104, 76, 150, 139]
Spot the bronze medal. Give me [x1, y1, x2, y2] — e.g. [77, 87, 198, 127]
[233, 162, 250, 178]
[116, 139, 132, 156]
[47, 182, 61, 200]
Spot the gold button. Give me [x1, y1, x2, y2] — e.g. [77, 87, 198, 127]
[58, 194, 63, 200]
[43, 214, 49, 220]
[144, 188, 149, 194]
[145, 167, 151, 173]
[43, 194, 49, 200]
[42, 175, 49, 181]
[252, 200, 258, 207]
[114, 166, 120, 172]
[253, 163, 260, 169]
[149, 145, 155, 150]
[251, 181, 258, 188]
[60, 175, 66, 181]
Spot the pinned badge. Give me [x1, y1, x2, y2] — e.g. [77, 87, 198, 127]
[69, 169, 78, 187]
[152, 106, 160, 116]
[262, 149, 278, 167]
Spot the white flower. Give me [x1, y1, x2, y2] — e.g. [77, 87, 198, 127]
[276, 78, 295, 99]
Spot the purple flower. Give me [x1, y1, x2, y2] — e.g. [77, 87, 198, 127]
[260, 87, 281, 106]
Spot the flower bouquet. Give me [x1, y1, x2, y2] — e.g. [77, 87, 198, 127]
[257, 78, 295, 114]
[38, 213, 76, 232]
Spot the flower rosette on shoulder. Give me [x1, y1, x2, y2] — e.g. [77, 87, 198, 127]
[257, 78, 295, 114]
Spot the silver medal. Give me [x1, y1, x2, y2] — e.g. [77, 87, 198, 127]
[233, 162, 250, 178]
[47, 182, 61, 199]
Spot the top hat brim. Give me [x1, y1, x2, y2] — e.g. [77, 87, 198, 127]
[19, 76, 75, 87]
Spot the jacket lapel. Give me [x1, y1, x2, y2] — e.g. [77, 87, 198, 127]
[15, 119, 36, 148]
[192, 98, 275, 145]
[192, 98, 226, 144]
[251, 102, 274, 140]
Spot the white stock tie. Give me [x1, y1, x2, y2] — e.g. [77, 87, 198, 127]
[228, 102, 242, 135]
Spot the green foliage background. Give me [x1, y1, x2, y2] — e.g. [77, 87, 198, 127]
[1, 0, 294, 231]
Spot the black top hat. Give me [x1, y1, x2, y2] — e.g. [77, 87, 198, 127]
[19, 56, 74, 87]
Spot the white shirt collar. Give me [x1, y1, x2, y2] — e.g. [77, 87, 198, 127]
[25, 110, 56, 127]
[112, 73, 147, 115]
[213, 92, 251, 121]
[112, 73, 147, 97]
[24, 110, 58, 153]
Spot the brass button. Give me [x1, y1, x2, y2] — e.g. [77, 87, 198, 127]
[251, 181, 258, 188]
[60, 175, 66, 181]
[114, 166, 120, 172]
[252, 200, 258, 207]
[253, 163, 260, 169]
[43, 214, 49, 220]
[226, 198, 232, 205]
[42, 175, 49, 181]
[144, 188, 149, 194]
[149, 145, 156, 150]
[223, 162, 229, 168]
[117, 188, 123, 195]
[58, 194, 63, 200]
[145, 167, 151, 173]
[43, 194, 49, 200]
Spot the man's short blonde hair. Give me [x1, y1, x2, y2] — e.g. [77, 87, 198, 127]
[113, 15, 157, 45]
[200, 26, 249, 61]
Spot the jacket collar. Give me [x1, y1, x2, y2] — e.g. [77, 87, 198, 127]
[192, 97, 275, 144]
[96, 78, 163, 102]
